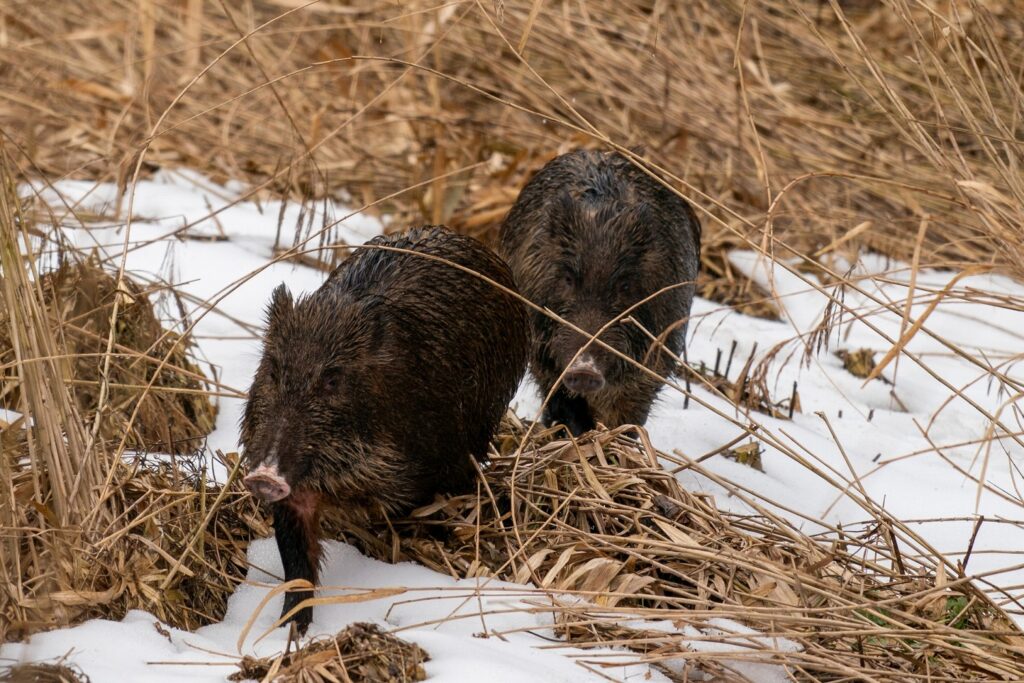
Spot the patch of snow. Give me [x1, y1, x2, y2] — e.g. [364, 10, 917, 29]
[4, 541, 670, 682]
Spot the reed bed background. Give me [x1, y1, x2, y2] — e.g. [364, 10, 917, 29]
[2, 0, 1023, 680]
[4, 0, 1023, 284]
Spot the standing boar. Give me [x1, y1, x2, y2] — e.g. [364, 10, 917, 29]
[499, 149, 700, 436]
[240, 226, 530, 633]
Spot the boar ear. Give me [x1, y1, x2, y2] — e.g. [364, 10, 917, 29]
[547, 192, 578, 241]
[356, 294, 391, 348]
[619, 201, 657, 242]
[266, 284, 293, 330]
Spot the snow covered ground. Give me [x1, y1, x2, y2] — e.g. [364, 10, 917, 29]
[3, 170, 1024, 681]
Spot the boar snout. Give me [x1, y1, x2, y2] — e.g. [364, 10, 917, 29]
[244, 463, 291, 502]
[563, 354, 606, 395]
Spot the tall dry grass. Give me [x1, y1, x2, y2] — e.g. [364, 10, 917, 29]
[1, 1, 1021, 277]
[0, 146, 265, 641]
[0, 142, 108, 635]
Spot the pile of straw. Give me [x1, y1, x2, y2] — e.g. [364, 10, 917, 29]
[0, 254, 217, 455]
[1, 421, 267, 640]
[335, 417, 1024, 681]
[231, 623, 428, 683]
[0, 661, 91, 683]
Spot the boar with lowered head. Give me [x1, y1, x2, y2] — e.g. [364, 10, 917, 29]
[241, 225, 530, 633]
[499, 149, 700, 436]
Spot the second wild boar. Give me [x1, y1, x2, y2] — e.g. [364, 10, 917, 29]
[499, 149, 701, 435]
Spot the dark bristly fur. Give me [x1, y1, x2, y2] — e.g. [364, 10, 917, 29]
[499, 149, 701, 435]
[240, 226, 530, 633]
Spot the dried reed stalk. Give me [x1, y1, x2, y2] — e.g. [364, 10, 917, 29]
[0, 142, 108, 636]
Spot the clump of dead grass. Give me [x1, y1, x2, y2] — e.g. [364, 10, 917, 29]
[0, 254, 217, 455]
[0, 150, 267, 642]
[331, 416, 1024, 681]
[838, 347, 879, 380]
[230, 623, 428, 683]
[1, 423, 268, 641]
[0, 661, 91, 683]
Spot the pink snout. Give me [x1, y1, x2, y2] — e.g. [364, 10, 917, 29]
[564, 354, 606, 395]
[244, 464, 291, 502]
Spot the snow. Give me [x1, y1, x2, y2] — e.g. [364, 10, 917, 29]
[2, 541, 660, 682]
[4, 170, 1024, 681]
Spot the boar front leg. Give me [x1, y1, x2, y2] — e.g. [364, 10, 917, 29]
[272, 491, 322, 634]
[543, 386, 596, 436]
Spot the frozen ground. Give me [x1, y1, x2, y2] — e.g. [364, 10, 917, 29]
[3, 170, 1023, 681]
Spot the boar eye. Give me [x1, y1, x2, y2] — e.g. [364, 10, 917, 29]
[320, 368, 343, 393]
[560, 271, 576, 289]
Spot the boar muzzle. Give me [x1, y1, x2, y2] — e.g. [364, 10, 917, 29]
[563, 353, 606, 395]
[244, 463, 291, 502]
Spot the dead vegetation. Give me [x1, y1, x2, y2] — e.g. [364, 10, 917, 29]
[0, 662, 91, 683]
[328, 418, 1024, 681]
[3, 1, 1023, 307]
[0, 254, 217, 455]
[1, 407, 266, 640]
[2, 0, 1024, 680]
[231, 623, 428, 683]
[0, 151, 265, 641]
[838, 347, 879, 379]
[682, 340, 802, 420]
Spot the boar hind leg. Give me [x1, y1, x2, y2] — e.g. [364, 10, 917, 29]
[272, 491, 322, 634]
[543, 386, 596, 436]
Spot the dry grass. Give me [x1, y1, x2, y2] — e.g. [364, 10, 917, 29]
[0, 661, 91, 683]
[0, 149, 266, 641]
[231, 623, 428, 683]
[682, 340, 801, 420]
[0, 254, 217, 455]
[1, 423, 267, 640]
[330, 417, 1024, 682]
[3, 1, 1022, 300]
[1, 1, 1024, 680]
